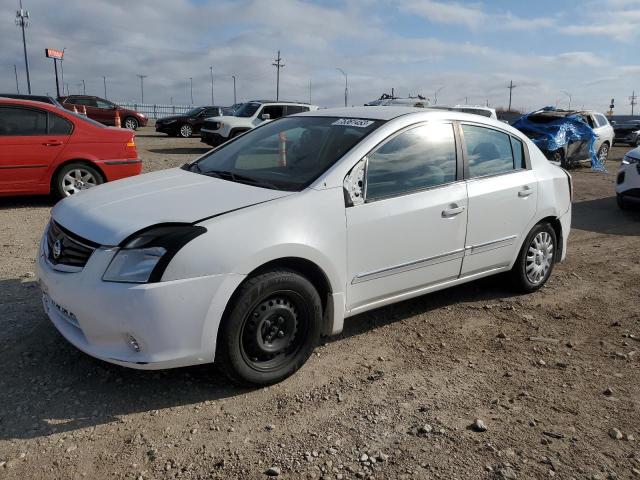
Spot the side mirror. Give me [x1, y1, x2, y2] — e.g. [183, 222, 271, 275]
[343, 157, 366, 207]
[261, 113, 271, 120]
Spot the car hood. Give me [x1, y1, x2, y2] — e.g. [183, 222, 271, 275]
[52, 168, 293, 246]
[626, 147, 640, 160]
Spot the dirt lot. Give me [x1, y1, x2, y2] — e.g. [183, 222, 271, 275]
[1, 128, 639, 480]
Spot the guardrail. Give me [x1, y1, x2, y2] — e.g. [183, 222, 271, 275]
[114, 102, 194, 119]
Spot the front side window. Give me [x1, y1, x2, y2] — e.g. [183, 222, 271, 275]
[463, 124, 517, 178]
[0, 107, 47, 135]
[96, 99, 115, 109]
[188, 116, 383, 191]
[68, 97, 96, 107]
[203, 108, 220, 117]
[366, 123, 457, 201]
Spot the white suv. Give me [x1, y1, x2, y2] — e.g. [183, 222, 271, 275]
[201, 101, 318, 146]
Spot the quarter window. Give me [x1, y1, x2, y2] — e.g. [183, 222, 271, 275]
[0, 107, 47, 135]
[48, 112, 73, 135]
[286, 105, 309, 115]
[462, 124, 519, 178]
[366, 123, 457, 201]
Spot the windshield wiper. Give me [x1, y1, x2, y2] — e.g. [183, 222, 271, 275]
[201, 170, 280, 190]
[182, 162, 202, 173]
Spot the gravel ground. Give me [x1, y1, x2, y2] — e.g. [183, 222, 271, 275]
[0, 128, 639, 480]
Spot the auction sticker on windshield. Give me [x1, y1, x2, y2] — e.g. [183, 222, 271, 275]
[332, 118, 374, 128]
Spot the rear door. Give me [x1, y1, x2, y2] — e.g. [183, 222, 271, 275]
[460, 123, 537, 276]
[0, 106, 71, 193]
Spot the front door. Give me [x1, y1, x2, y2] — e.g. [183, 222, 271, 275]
[346, 122, 468, 313]
[459, 123, 537, 276]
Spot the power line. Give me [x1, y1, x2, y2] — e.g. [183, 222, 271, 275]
[272, 50, 285, 101]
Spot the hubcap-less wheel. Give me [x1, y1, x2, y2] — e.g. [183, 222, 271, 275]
[62, 168, 98, 196]
[179, 124, 193, 137]
[124, 117, 138, 130]
[525, 231, 554, 284]
[240, 292, 308, 372]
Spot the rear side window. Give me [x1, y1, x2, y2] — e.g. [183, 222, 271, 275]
[594, 114, 609, 127]
[286, 105, 309, 115]
[67, 97, 96, 107]
[366, 123, 457, 201]
[48, 112, 73, 135]
[510, 136, 526, 169]
[0, 106, 47, 135]
[462, 124, 519, 178]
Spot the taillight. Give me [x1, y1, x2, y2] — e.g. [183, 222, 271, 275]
[126, 137, 136, 148]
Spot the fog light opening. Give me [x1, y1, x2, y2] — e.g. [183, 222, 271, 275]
[127, 334, 141, 353]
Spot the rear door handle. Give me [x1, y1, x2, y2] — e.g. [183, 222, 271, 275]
[42, 140, 63, 147]
[442, 204, 466, 218]
[518, 186, 533, 197]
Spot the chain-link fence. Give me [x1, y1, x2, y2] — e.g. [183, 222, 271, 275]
[114, 102, 194, 119]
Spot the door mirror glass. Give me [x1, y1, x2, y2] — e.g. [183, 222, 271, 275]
[343, 158, 366, 206]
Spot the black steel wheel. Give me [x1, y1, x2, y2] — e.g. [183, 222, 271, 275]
[216, 269, 322, 386]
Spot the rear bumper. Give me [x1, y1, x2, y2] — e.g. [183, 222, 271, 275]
[96, 159, 143, 182]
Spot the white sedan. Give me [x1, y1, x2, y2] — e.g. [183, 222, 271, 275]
[36, 107, 572, 385]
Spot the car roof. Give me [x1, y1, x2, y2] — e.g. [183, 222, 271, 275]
[296, 106, 435, 120]
[0, 97, 58, 109]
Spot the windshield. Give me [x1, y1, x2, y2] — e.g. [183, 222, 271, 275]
[186, 116, 383, 191]
[234, 102, 261, 117]
[185, 107, 204, 116]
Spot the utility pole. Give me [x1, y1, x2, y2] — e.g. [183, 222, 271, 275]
[60, 47, 65, 93]
[434, 86, 444, 105]
[137, 74, 147, 103]
[82, 79, 86, 95]
[630, 90, 637, 116]
[189, 77, 193, 104]
[103, 76, 107, 98]
[232, 75, 237, 104]
[561, 90, 572, 110]
[309, 79, 312, 104]
[507, 80, 517, 112]
[272, 50, 285, 101]
[336, 68, 348, 107]
[209, 67, 214, 105]
[15, 0, 31, 94]
[14, 64, 19, 93]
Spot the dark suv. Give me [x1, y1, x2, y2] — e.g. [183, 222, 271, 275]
[58, 95, 148, 130]
[0, 93, 62, 107]
[155, 106, 232, 138]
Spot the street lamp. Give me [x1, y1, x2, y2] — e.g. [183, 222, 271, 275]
[336, 67, 348, 107]
[561, 90, 572, 110]
[434, 86, 444, 105]
[189, 77, 193, 105]
[137, 74, 147, 103]
[232, 75, 237, 104]
[15, 0, 31, 94]
[209, 67, 214, 105]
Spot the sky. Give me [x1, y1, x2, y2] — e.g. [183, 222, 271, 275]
[1, 0, 639, 113]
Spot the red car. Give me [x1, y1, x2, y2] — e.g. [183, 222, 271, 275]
[0, 98, 142, 198]
[58, 95, 148, 130]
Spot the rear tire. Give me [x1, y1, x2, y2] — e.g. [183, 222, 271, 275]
[179, 123, 193, 138]
[53, 162, 104, 199]
[509, 223, 557, 293]
[216, 269, 322, 386]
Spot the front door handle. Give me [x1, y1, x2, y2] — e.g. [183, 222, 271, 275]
[442, 204, 466, 218]
[42, 140, 63, 147]
[518, 186, 533, 197]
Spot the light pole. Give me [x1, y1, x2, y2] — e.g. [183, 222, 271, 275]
[137, 74, 147, 103]
[209, 67, 214, 105]
[15, 0, 31, 94]
[189, 77, 193, 105]
[103, 76, 107, 98]
[336, 68, 348, 107]
[82, 79, 86, 95]
[434, 86, 444, 105]
[14, 64, 19, 93]
[60, 47, 66, 92]
[561, 90, 572, 109]
[232, 75, 237, 104]
[272, 50, 285, 101]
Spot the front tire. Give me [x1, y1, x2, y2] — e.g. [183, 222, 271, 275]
[509, 223, 557, 293]
[216, 269, 322, 386]
[123, 117, 139, 130]
[53, 162, 104, 199]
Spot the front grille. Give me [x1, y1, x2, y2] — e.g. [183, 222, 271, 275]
[202, 120, 219, 131]
[46, 221, 98, 269]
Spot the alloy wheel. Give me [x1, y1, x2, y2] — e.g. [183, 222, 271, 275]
[180, 124, 193, 137]
[525, 231, 554, 284]
[124, 118, 138, 130]
[598, 144, 609, 162]
[62, 168, 98, 196]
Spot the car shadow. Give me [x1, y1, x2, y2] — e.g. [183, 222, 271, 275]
[572, 196, 640, 236]
[148, 147, 211, 155]
[0, 195, 55, 209]
[0, 273, 518, 442]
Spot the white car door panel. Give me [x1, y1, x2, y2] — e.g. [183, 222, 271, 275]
[346, 183, 468, 311]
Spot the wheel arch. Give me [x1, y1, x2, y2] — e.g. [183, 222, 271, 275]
[49, 159, 106, 193]
[534, 215, 564, 263]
